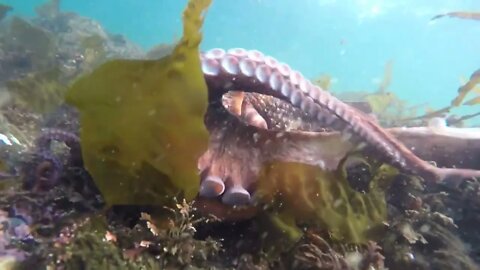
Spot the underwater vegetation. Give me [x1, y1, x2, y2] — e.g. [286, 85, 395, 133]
[65, 0, 211, 206]
[403, 68, 480, 125]
[0, 0, 480, 269]
[255, 160, 394, 244]
[314, 60, 423, 127]
[317, 59, 480, 127]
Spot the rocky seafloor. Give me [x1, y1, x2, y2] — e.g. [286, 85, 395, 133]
[1, 1, 480, 270]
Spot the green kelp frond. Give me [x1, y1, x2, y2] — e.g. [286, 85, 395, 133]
[65, 0, 212, 206]
[256, 159, 396, 244]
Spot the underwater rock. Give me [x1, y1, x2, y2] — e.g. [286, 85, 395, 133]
[35, 0, 60, 19]
[32, 9, 144, 79]
[0, 0, 148, 152]
[0, 112, 37, 177]
[0, 1, 144, 85]
[381, 210, 478, 270]
[0, 17, 56, 81]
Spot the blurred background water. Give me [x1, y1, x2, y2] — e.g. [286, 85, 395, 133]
[4, 0, 480, 111]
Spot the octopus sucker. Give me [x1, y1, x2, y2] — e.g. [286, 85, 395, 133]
[222, 185, 251, 205]
[199, 175, 225, 198]
[198, 48, 480, 204]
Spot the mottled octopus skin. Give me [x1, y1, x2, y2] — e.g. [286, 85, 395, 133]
[223, 91, 374, 133]
[223, 91, 331, 132]
[198, 47, 480, 205]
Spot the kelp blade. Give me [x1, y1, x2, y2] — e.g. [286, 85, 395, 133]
[65, 0, 212, 205]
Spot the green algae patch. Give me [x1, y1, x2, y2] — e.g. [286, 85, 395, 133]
[65, 0, 212, 206]
[7, 68, 67, 114]
[256, 160, 396, 244]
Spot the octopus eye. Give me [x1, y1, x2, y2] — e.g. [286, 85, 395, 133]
[342, 156, 372, 193]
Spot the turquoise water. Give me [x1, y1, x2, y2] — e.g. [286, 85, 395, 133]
[5, 0, 480, 110]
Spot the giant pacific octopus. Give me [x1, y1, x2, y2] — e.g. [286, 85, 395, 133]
[13, 48, 480, 208]
[195, 47, 480, 206]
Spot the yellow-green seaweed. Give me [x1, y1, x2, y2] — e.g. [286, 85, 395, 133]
[256, 160, 395, 244]
[65, 0, 212, 206]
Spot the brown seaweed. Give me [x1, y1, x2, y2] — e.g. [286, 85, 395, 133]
[377, 60, 393, 94]
[402, 68, 480, 123]
[451, 68, 480, 106]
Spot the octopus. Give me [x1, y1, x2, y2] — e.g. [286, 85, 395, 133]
[195, 48, 480, 206]
[10, 48, 480, 209]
